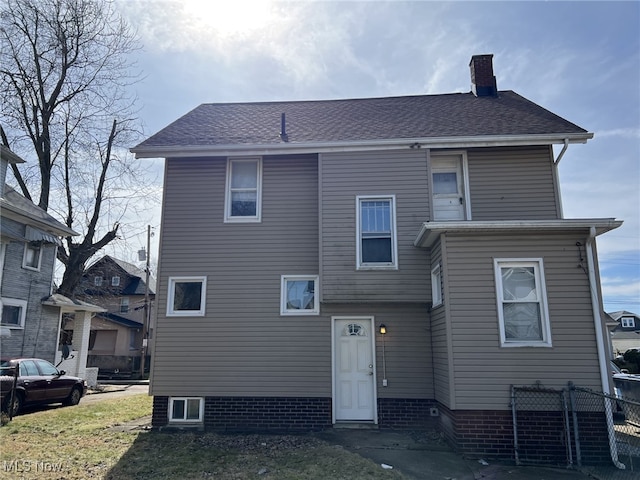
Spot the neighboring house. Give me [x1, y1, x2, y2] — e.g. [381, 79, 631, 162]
[0, 146, 103, 385]
[608, 310, 640, 355]
[131, 55, 621, 461]
[74, 255, 156, 377]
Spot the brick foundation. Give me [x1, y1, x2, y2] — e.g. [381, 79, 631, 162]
[438, 405, 515, 460]
[152, 396, 332, 431]
[437, 404, 611, 465]
[377, 398, 438, 428]
[204, 396, 332, 431]
[152, 396, 169, 428]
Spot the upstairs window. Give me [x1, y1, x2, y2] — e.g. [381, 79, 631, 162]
[356, 196, 398, 269]
[112, 276, 121, 286]
[225, 157, 262, 222]
[494, 259, 551, 347]
[167, 276, 207, 316]
[94, 276, 103, 286]
[120, 297, 130, 313]
[281, 275, 319, 315]
[621, 317, 635, 328]
[23, 242, 42, 271]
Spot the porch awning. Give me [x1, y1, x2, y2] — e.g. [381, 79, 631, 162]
[25, 225, 62, 246]
[414, 218, 622, 248]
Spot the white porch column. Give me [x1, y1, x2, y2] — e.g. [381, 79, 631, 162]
[73, 311, 92, 379]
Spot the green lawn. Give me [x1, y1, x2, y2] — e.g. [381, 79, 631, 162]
[0, 395, 404, 479]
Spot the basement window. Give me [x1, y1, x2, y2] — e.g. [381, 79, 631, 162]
[169, 397, 203, 423]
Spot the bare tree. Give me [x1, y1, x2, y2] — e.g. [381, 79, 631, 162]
[0, 0, 155, 295]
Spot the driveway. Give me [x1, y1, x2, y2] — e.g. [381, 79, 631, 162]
[82, 383, 149, 405]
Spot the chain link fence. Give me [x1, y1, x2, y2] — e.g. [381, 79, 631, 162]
[512, 381, 640, 480]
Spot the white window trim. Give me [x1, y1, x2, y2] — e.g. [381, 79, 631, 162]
[94, 276, 103, 286]
[431, 264, 443, 307]
[621, 317, 635, 328]
[280, 275, 319, 316]
[1, 298, 27, 329]
[494, 258, 552, 348]
[22, 242, 42, 271]
[167, 276, 207, 317]
[120, 297, 130, 313]
[168, 397, 204, 423]
[224, 157, 262, 223]
[356, 195, 398, 270]
[112, 276, 121, 286]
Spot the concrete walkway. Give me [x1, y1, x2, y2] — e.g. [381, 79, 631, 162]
[314, 428, 600, 480]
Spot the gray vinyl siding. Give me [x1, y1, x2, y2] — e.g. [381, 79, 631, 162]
[429, 242, 452, 407]
[0, 217, 59, 362]
[323, 303, 434, 399]
[151, 154, 325, 397]
[467, 146, 560, 220]
[320, 149, 430, 302]
[442, 232, 601, 410]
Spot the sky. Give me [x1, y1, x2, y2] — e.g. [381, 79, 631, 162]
[113, 0, 640, 314]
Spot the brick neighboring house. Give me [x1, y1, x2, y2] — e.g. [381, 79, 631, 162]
[131, 55, 622, 464]
[74, 255, 156, 378]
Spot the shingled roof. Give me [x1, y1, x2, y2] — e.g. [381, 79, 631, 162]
[132, 89, 591, 158]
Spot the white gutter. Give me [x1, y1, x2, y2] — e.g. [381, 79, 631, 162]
[414, 218, 622, 248]
[131, 132, 593, 159]
[586, 226, 625, 469]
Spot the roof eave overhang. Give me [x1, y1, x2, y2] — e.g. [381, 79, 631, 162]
[414, 218, 622, 248]
[0, 200, 79, 237]
[131, 132, 593, 159]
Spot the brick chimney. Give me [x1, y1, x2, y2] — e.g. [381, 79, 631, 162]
[469, 54, 497, 97]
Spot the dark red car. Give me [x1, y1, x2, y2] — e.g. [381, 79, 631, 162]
[0, 358, 87, 416]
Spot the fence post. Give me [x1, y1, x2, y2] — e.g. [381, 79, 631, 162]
[567, 382, 582, 467]
[562, 387, 573, 468]
[511, 385, 520, 466]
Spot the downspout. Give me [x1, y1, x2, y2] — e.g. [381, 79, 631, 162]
[586, 226, 625, 469]
[554, 138, 569, 166]
[553, 139, 569, 219]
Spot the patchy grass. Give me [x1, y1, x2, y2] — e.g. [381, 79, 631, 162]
[0, 395, 404, 479]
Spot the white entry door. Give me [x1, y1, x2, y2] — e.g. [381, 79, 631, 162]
[432, 155, 466, 221]
[333, 318, 376, 422]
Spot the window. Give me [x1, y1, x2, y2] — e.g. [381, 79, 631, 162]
[1, 299, 27, 328]
[94, 276, 103, 286]
[622, 317, 636, 328]
[35, 359, 59, 376]
[431, 264, 443, 307]
[225, 157, 262, 222]
[281, 275, 319, 315]
[129, 330, 137, 350]
[23, 242, 41, 270]
[494, 259, 551, 347]
[356, 195, 398, 269]
[120, 297, 130, 313]
[169, 397, 203, 423]
[167, 276, 207, 316]
[112, 276, 121, 286]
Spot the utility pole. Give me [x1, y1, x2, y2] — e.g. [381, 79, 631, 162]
[139, 225, 151, 379]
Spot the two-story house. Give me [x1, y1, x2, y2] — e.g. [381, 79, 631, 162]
[74, 255, 156, 377]
[131, 55, 621, 461]
[1, 145, 104, 384]
[608, 310, 640, 356]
